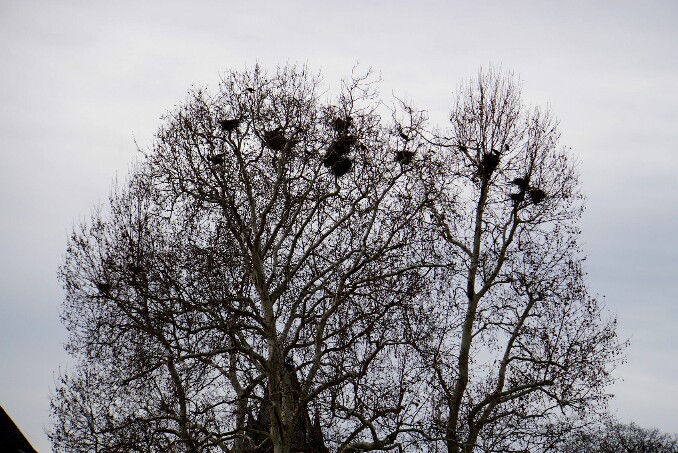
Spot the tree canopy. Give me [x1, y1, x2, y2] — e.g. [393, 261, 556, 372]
[556, 421, 678, 453]
[50, 65, 623, 453]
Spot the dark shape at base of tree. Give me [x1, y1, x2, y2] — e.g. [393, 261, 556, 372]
[0, 405, 38, 453]
[244, 374, 329, 453]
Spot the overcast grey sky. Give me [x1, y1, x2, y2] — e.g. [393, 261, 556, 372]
[1, 0, 676, 450]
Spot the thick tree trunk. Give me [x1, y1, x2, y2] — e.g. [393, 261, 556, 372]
[268, 349, 297, 453]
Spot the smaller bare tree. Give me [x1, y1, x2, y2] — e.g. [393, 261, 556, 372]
[406, 68, 624, 453]
[557, 421, 678, 453]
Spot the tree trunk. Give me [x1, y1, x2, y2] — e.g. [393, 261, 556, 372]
[268, 350, 296, 453]
[447, 177, 490, 453]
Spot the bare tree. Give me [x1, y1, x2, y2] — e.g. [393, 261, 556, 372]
[408, 68, 624, 452]
[556, 420, 678, 453]
[51, 65, 432, 453]
[50, 65, 623, 453]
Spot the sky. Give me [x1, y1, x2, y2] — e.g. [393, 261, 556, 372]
[0, 0, 676, 450]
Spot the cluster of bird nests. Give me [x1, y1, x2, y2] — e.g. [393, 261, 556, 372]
[321, 116, 358, 177]
[460, 143, 548, 205]
[206, 115, 418, 178]
[206, 118, 547, 205]
[207, 118, 299, 166]
[205, 118, 243, 165]
[321, 117, 418, 177]
[510, 176, 546, 204]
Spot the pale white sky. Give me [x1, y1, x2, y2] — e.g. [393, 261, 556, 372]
[1, 1, 677, 450]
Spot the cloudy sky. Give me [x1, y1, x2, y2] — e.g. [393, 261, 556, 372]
[1, 0, 676, 450]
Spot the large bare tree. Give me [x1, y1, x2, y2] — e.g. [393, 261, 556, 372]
[51, 66, 432, 453]
[50, 66, 623, 453]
